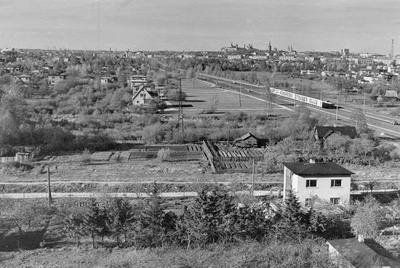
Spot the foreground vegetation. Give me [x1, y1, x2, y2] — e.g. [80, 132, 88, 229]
[2, 182, 400, 266]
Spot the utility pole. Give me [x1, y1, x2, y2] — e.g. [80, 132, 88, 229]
[336, 92, 339, 121]
[251, 159, 255, 196]
[239, 83, 242, 107]
[47, 166, 52, 207]
[292, 86, 296, 106]
[363, 92, 366, 113]
[177, 78, 184, 141]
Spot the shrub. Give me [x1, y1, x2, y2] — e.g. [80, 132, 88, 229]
[81, 148, 91, 163]
[166, 90, 187, 101]
[2, 161, 34, 172]
[157, 148, 171, 162]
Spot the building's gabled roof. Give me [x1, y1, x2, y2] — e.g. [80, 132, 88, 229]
[314, 126, 358, 140]
[384, 90, 398, 98]
[327, 238, 400, 268]
[132, 85, 158, 101]
[283, 162, 354, 177]
[234, 132, 259, 142]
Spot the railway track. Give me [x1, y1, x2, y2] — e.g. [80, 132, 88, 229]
[198, 73, 400, 139]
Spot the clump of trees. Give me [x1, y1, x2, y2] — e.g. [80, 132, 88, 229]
[53, 185, 350, 250]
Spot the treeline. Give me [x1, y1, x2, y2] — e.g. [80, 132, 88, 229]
[54, 185, 351, 249]
[2, 186, 398, 266]
[263, 133, 398, 172]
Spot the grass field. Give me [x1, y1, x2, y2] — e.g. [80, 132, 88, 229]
[174, 79, 293, 117]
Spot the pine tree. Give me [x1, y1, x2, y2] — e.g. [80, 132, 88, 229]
[176, 185, 236, 248]
[277, 191, 308, 242]
[82, 199, 108, 248]
[133, 183, 175, 248]
[63, 213, 85, 248]
[104, 198, 135, 245]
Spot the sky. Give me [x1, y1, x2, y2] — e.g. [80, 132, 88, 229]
[0, 0, 399, 54]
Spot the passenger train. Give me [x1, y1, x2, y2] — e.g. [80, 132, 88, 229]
[269, 88, 335, 109]
[197, 73, 335, 109]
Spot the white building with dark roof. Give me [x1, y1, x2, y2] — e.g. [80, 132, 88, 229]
[132, 85, 158, 106]
[283, 162, 354, 207]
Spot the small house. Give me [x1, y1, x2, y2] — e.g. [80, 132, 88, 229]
[132, 85, 159, 106]
[384, 90, 398, 102]
[234, 133, 260, 148]
[314, 126, 358, 141]
[47, 74, 67, 86]
[327, 237, 400, 267]
[283, 162, 353, 207]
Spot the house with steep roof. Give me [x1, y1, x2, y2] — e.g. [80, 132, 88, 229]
[314, 126, 358, 141]
[384, 90, 398, 102]
[132, 85, 159, 106]
[234, 133, 260, 148]
[327, 237, 400, 267]
[283, 162, 354, 207]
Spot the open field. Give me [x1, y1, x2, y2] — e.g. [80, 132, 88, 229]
[1, 153, 400, 188]
[170, 79, 293, 117]
[0, 155, 281, 184]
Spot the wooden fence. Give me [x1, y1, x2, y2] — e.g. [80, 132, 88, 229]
[202, 140, 265, 174]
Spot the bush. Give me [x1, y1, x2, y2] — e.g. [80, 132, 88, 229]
[81, 148, 91, 163]
[157, 148, 171, 162]
[166, 90, 187, 101]
[2, 161, 34, 172]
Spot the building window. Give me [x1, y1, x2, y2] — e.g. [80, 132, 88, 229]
[139, 94, 144, 97]
[330, 198, 340, 205]
[306, 180, 317, 188]
[305, 198, 312, 207]
[331, 179, 342, 187]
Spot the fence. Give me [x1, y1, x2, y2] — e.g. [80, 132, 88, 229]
[202, 140, 265, 174]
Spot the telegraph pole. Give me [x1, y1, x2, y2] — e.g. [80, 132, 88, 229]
[239, 83, 242, 107]
[292, 86, 296, 106]
[177, 78, 184, 141]
[251, 159, 255, 196]
[336, 92, 339, 121]
[363, 92, 366, 113]
[47, 166, 52, 207]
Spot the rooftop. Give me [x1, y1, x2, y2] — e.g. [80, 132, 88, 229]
[283, 162, 354, 177]
[314, 126, 358, 140]
[328, 238, 400, 268]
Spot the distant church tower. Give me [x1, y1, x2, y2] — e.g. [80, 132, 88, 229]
[269, 41, 272, 53]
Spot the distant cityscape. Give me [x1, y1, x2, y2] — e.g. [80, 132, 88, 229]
[1, 39, 398, 91]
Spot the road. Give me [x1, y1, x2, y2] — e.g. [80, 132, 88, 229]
[0, 190, 280, 199]
[0, 189, 393, 199]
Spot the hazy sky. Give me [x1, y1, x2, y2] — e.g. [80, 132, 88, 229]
[0, 0, 399, 54]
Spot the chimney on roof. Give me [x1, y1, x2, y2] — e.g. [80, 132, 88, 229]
[358, 234, 364, 243]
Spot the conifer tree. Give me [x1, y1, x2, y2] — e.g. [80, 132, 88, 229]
[82, 199, 108, 248]
[63, 213, 85, 248]
[133, 183, 175, 248]
[104, 197, 135, 244]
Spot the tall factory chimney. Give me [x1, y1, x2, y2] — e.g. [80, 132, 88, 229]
[391, 39, 394, 60]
